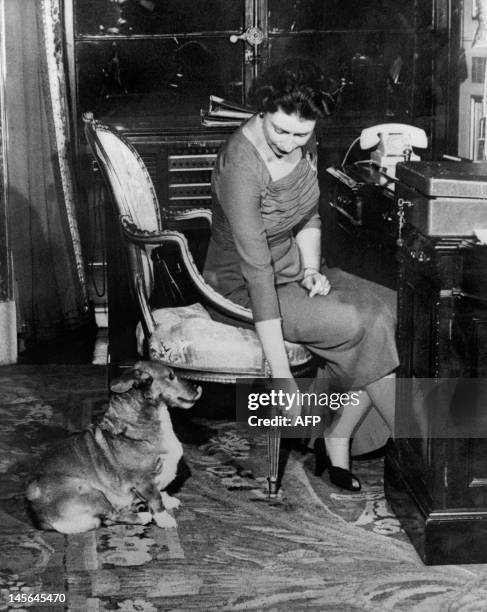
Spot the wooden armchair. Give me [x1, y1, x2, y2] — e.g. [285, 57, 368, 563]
[83, 113, 314, 497]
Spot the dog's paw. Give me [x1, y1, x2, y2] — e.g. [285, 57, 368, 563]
[161, 491, 181, 510]
[153, 510, 177, 529]
[136, 511, 152, 525]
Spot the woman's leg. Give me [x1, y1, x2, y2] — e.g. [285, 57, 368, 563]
[325, 372, 396, 469]
[324, 389, 372, 470]
[364, 372, 396, 431]
[277, 277, 398, 462]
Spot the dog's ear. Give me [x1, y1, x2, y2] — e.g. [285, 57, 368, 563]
[110, 368, 153, 393]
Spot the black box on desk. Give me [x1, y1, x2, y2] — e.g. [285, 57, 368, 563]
[396, 161, 487, 237]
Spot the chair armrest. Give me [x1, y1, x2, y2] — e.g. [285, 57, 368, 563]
[169, 208, 212, 227]
[135, 274, 156, 337]
[120, 216, 253, 323]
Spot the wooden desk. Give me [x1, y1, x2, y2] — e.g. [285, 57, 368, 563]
[326, 161, 487, 564]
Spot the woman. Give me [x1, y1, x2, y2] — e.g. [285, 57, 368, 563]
[203, 58, 398, 491]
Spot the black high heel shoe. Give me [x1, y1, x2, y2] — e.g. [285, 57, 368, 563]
[313, 438, 361, 492]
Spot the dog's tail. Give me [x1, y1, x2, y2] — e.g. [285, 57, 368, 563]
[25, 479, 52, 530]
[26, 480, 42, 501]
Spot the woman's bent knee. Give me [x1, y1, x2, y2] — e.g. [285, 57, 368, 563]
[325, 302, 365, 347]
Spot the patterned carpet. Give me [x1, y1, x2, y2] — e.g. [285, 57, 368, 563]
[1, 365, 487, 611]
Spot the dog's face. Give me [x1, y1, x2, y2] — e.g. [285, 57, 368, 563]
[110, 361, 202, 409]
[103, 362, 202, 440]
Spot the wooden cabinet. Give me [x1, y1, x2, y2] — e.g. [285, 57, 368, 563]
[65, 0, 459, 178]
[382, 162, 487, 565]
[385, 234, 487, 564]
[66, 0, 450, 136]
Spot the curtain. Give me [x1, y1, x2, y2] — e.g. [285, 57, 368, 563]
[5, 0, 89, 346]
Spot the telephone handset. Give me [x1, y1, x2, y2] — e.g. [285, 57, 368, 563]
[359, 123, 428, 183]
[360, 123, 428, 153]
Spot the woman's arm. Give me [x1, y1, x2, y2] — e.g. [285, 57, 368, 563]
[255, 318, 292, 378]
[215, 151, 293, 376]
[295, 225, 321, 272]
[215, 157, 280, 322]
[255, 320, 300, 417]
[296, 225, 331, 297]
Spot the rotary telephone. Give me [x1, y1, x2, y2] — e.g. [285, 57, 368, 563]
[360, 123, 428, 178]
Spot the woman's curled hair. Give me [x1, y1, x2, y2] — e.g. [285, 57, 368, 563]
[249, 58, 336, 119]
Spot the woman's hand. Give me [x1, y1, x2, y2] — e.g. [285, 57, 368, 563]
[301, 270, 331, 297]
[269, 376, 302, 419]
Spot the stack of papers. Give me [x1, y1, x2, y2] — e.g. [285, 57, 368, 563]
[201, 95, 254, 127]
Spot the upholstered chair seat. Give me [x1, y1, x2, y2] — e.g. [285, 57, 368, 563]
[137, 303, 311, 381]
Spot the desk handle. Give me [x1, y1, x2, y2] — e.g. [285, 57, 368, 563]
[397, 198, 413, 246]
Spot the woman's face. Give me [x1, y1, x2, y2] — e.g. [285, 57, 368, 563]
[261, 108, 316, 157]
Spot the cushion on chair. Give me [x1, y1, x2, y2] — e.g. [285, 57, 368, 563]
[142, 303, 311, 376]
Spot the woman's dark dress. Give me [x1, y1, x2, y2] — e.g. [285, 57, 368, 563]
[203, 124, 399, 395]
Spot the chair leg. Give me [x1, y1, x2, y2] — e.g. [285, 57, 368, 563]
[267, 426, 281, 497]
